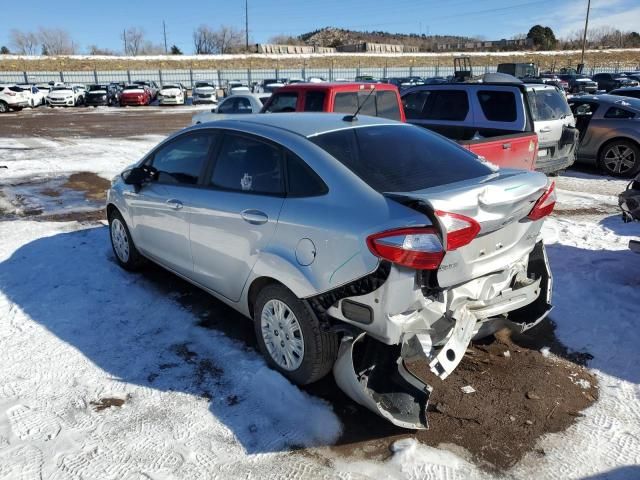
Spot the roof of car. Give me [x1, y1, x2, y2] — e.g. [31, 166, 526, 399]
[275, 82, 398, 92]
[570, 94, 640, 109]
[195, 112, 402, 137]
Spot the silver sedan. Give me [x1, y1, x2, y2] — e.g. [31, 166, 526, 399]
[107, 113, 554, 428]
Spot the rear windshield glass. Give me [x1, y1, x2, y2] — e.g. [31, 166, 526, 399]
[332, 90, 402, 121]
[263, 92, 298, 112]
[309, 125, 492, 192]
[527, 89, 572, 121]
[477, 90, 517, 122]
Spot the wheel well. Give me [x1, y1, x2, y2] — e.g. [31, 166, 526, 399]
[247, 277, 283, 318]
[597, 137, 640, 163]
[106, 203, 118, 221]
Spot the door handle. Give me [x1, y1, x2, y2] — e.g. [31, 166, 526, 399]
[241, 209, 268, 225]
[502, 143, 512, 149]
[166, 199, 183, 210]
[539, 127, 552, 133]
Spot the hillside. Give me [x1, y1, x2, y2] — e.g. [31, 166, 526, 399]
[298, 27, 476, 50]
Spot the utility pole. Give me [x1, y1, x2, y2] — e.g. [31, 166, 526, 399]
[580, 0, 591, 66]
[163, 21, 168, 54]
[123, 28, 128, 55]
[245, 0, 249, 51]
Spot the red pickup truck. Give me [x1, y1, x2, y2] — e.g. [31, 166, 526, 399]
[261, 82, 406, 122]
[401, 83, 539, 170]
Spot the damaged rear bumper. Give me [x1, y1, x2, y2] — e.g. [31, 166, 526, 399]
[330, 241, 552, 429]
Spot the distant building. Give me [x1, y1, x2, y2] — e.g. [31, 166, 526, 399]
[336, 42, 413, 53]
[256, 44, 336, 54]
[435, 38, 534, 51]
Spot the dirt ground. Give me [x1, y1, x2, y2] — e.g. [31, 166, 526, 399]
[0, 109, 601, 473]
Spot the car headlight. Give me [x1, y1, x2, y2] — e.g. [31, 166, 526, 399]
[102, 95, 107, 100]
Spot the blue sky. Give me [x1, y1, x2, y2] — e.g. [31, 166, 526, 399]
[2, 0, 638, 54]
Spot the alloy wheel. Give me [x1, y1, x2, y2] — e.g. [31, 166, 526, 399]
[260, 299, 305, 371]
[604, 144, 636, 175]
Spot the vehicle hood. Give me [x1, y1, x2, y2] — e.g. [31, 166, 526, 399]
[48, 89, 73, 97]
[194, 86, 215, 93]
[87, 90, 107, 95]
[160, 88, 181, 95]
[121, 89, 146, 95]
[575, 78, 596, 83]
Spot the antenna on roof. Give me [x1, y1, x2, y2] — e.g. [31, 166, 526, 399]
[343, 85, 376, 122]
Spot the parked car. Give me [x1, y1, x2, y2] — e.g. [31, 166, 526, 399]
[622, 72, 640, 83]
[592, 73, 639, 92]
[107, 113, 554, 429]
[618, 173, 640, 253]
[540, 74, 569, 92]
[35, 83, 52, 96]
[557, 74, 598, 94]
[191, 93, 270, 124]
[401, 81, 539, 171]
[261, 82, 405, 121]
[46, 85, 84, 107]
[132, 80, 159, 100]
[16, 84, 46, 107]
[497, 62, 538, 79]
[0, 84, 30, 112]
[609, 87, 640, 100]
[525, 83, 579, 174]
[120, 84, 152, 106]
[568, 95, 640, 177]
[192, 81, 217, 104]
[158, 83, 187, 105]
[84, 83, 120, 107]
[354, 75, 379, 83]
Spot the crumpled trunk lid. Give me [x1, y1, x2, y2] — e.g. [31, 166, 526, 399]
[386, 170, 549, 288]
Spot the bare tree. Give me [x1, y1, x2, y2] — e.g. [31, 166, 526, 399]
[193, 25, 214, 54]
[268, 35, 304, 45]
[122, 27, 145, 55]
[140, 41, 165, 55]
[211, 25, 244, 54]
[38, 28, 76, 55]
[9, 29, 39, 55]
[88, 45, 116, 55]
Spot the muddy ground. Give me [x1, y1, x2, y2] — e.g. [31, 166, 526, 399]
[0, 108, 600, 472]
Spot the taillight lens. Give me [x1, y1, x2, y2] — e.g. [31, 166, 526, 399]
[528, 181, 556, 221]
[435, 210, 481, 250]
[367, 227, 444, 270]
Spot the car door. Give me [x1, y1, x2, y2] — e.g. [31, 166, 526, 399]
[188, 132, 286, 301]
[126, 131, 217, 276]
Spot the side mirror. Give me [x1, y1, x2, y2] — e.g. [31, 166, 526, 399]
[122, 165, 156, 186]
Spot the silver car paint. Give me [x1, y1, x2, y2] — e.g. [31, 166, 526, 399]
[107, 113, 552, 428]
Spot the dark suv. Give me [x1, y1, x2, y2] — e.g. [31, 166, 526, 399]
[84, 83, 121, 107]
[557, 74, 598, 94]
[592, 73, 639, 92]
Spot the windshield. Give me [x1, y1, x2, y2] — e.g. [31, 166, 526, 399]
[309, 124, 492, 192]
[527, 89, 572, 121]
[195, 82, 213, 88]
[162, 85, 180, 89]
[52, 86, 71, 91]
[88, 85, 107, 91]
[124, 85, 143, 90]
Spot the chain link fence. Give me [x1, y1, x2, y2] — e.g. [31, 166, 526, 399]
[0, 64, 628, 88]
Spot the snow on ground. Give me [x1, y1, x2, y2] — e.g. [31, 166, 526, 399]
[0, 136, 639, 479]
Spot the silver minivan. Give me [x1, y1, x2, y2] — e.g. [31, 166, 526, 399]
[526, 84, 579, 174]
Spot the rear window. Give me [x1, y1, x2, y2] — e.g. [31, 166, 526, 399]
[304, 91, 326, 112]
[526, 88, 572, 121]
[604, 107, 635, 119]
[422, 90, 469, 121]
[264, 92, 298, 112]
[309, 125, 492, 192]
[477, 90, 517, 122]
[332, 90, 401, 120]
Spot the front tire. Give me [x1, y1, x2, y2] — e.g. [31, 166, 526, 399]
[599, 140, 640, 178]
[254, 284, 338, 385]
[0, 101, 8, 113]
[108, 209, 144, 271]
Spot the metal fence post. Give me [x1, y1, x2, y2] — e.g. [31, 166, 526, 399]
[23, 71, 28, 84]
[217, 70, 222, 88]
[158, 69, 163, 86]
[189, 68, 194, 88]
[127, 70, 131, 83]
[435, 63, 439, 76]
[94, 70, 98, 83]
[409, 65, 413, 77]
[302, 59, 306, 80]
[60, 71, 64, 82]
[247, 67, 252, 85]
[383, 60, 387, 78]
[330, 60, 334, 81]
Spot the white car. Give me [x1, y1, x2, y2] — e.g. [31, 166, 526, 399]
[192, 81, 217, 104]
[16, 84, 46, 107]
[46, 85, 84, 107]
[0, 84, 30, 113]
[158, 83, 186, 105]
[191, 93, 270, 124]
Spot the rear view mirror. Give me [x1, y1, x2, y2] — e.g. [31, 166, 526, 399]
[122, 166, 156, 186]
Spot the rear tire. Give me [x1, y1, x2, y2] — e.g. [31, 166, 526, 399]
[254, 284, 338, 385]
[0, 101, 8, 113]
[599, 140, 640, 178]
[108, 209, 144, 271]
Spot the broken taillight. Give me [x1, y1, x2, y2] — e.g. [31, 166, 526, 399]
[528, 181, 556, 221]
[434, 210, 481, 250]
[366, 227, 444, 270]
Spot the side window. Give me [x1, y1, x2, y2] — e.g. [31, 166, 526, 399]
[477, 90, 517, 122]
[402, 91, 430, 119]
[236, 97, 252, 113]
[210, 134, 284, 195]
[375, 91, 402, 120]
[357, 91, 377, 116]
[217, 98, 235, 114]
[571, 102, 599, 116]
[264, 92, 298, 112]
[304, 91, 326, 112]
[151, 133, 214, 185]
[286, 153, 328, 197]
[333, 92, 358, 114]
[423, 90, 469, 121]
[604, 107, 635, 119]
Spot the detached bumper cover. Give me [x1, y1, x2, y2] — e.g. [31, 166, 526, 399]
[331, 241, 553, 429]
